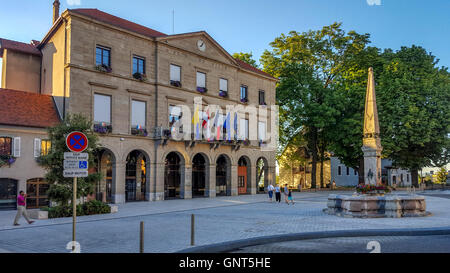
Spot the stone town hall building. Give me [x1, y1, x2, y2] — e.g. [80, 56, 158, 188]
[0, 1, 277, 208]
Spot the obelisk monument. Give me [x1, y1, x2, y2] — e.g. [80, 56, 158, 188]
[362, 67, 383, 185]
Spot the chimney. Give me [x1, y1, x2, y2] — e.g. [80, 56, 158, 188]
[53, 0, 60, 24]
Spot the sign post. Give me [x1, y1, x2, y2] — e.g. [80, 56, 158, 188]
[65, 132, 89, 252]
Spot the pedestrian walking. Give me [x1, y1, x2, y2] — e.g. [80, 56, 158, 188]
[288, 189, 294, 205]
[274, 184, 281, 203]
[284, 184, 289, 204]
[13, 191, 34, 226]
[267, 183, 275, 202]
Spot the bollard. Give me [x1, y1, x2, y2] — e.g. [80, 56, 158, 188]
[140, 221, 144, 253]
[191, 214, 195, 246]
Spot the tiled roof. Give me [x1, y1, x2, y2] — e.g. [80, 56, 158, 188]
[234, 58, 277, 79]
[70, 8, 167, 38]
[0, 89, 60, 128]
[0, 38, 41, 57]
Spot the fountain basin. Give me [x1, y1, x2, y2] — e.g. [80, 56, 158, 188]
[324, 194, 430, 218]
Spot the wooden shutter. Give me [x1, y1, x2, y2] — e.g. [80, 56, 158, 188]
[13, 137, 21, 157]
[34, 138, 41, 157]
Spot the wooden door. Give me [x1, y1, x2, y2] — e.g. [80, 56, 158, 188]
[238, 166, 247, 194]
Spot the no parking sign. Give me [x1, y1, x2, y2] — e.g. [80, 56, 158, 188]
[66, 131, 88, 153]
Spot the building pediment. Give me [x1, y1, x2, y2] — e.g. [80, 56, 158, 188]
[157, 32, 239, 67]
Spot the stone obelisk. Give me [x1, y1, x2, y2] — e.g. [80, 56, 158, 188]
[362, 67, 383, 185]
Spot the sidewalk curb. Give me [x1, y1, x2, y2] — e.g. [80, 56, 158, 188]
[177, 226, 450, 253]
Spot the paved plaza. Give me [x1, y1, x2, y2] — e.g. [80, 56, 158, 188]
[0, 190, 449, 253]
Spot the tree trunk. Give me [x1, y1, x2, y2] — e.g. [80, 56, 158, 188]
[320, 143, 325, 188]
[310, 127, 318, 189]
[411, 168, 419, 188]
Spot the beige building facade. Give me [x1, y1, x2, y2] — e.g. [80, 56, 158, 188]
[0, 3, 277, 205]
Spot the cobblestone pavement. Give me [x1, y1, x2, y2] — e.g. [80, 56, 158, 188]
[0, 190, 449, 253]
[231, 235, 450, 253]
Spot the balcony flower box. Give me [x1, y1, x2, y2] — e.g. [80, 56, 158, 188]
[242, 139, 250, 146]
[219, 90, 228, 98]
[240, 98, 248, 103]
[170, 80, 182, 88]
[196, 87, 207, 93]
[133, 72, 147, 82]
[93, 123, 112, 134]
[0, 155, 16, 168]
[163, 129, 172, 138]
[131, 128, 148, 137]
[95, 64, 112, 73]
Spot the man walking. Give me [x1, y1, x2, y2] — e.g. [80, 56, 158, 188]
[274, 184, 281, 203]
[13, 191, 34, 226]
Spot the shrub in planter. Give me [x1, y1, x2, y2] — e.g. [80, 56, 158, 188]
[133, 72, 147, 81]
[95, 64, 112, 73]
[42, 200, 111, 218]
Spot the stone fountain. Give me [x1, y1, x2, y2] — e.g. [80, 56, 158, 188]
[324, 68, 429, 218]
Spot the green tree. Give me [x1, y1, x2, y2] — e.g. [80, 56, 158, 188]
[435, 167, 448, 184]
[38, 114, 102, 205]
[377, 46, 450, 187]
[261, 22, 370, 188]
[232, 52, 259, 67]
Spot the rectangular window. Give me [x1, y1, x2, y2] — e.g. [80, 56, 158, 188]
[220, 78, 228, 92]
[346, 167, 350, 176]
[196, 72, 206, 88]
[354, 169, 357, 175]
[0, 137, 12, 155]
[96, 45, 111, 67]
[169, 105, 183, 133]
[131, 100, 146, 128]
[259, 90, 266, 105]
[132, 56, 145, 75]
[170, 64, 181, 86]
[338, 166, 342, 176]
[258, 121, 266, 141]
[239, 118, 249, 140]
[41, 140, 51, 156]
[94, 94, 111, 124]
[240, 85, 248, 101]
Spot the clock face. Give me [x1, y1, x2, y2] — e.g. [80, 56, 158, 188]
[197, 40, 206, 52]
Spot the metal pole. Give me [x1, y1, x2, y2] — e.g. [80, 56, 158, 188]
[191, 214, 195, 246]
[72, 177, 77, 251]
[140, 221, 144, 253]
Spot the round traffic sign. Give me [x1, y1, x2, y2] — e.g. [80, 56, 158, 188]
[66, 131, 88, 153]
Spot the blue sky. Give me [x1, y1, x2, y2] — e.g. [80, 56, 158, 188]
[1, 0, 449, 74]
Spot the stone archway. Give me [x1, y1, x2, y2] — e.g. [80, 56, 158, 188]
[256, 157, 269, 193]
[165, 152, 184, 199]
[192, 153, 210, 198]
[216, 154, 231, 196]
[238, 156, 251, 195]
[96, 148, 116, 203]
[125, 150, 150, 202]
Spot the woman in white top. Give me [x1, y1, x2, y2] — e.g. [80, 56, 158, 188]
[267, 184, 275, 202]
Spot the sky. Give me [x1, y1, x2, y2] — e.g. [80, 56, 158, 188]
[0, 0, 449, 73]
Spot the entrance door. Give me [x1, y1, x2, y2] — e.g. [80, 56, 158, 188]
[26, 178, 49, 209]
[165, 152, 181, 199]
[0, 178, 17, 210]
[238, 166, 247, 194]
[192, 154, 206, 197]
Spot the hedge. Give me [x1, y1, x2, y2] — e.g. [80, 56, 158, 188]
[41, 200, 111, 218]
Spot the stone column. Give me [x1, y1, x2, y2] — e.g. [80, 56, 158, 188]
[208, 164, 216, 198]
[152, 162, 165, 201]
[112, 161, 126, 204]
[182, 164, 192, 199]
[268, 166, 276, 186]
[250, 164, 257, 195]
[231, 164, 238, 196]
